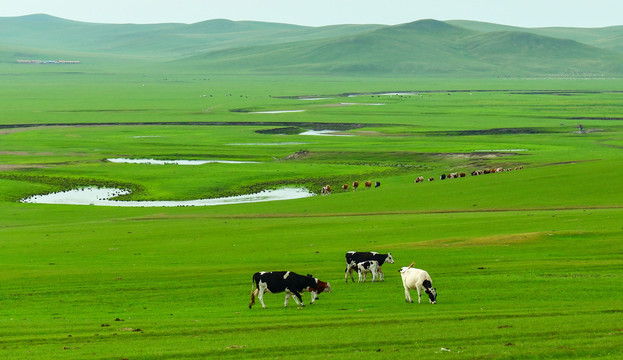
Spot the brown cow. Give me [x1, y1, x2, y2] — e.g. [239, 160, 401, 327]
[364, 181, 372, 189]
[321, 185, 331, 195]
[352, 181, 359, 191]
[415, 176, 424, 183]
[342, 184, 348, 191]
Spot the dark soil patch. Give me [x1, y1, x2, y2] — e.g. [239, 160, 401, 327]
[0, 121, 393, 130]
[283, 150, 310, 160]
[569, 117, 623, 121]
[255, 126, 303, 135]
[273, 89, 623, 99]
[426, 127, 553, 136]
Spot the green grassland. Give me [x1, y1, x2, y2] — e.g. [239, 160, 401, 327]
[1, 69, 622, 359]
[2, 16, 623, 357]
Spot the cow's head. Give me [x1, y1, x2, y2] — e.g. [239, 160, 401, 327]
[386, 252, 395, 264]
[317, 280, 331, 294]
[425, 287, 437, 304]
[423, 279, 437, 304]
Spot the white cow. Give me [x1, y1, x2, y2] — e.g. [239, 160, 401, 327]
[357, 260, 380, 282]
[399, 263, 437, 304]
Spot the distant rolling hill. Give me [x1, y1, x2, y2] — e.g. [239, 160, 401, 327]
[448, 20, 623, 54]
[1, 14, 622, 77]
[180, 19, 623, 77]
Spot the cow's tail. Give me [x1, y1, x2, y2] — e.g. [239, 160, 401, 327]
[249, 274, 259, 309]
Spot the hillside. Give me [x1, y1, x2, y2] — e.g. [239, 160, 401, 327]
[180, 19, 623, 77]
[1, 15, 622, 77]
[0, 14, 382, 60]
[449, 20, 623, 53]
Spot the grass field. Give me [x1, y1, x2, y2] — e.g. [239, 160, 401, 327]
[1, 69, 622, 359]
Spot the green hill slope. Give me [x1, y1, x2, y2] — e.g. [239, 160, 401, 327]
[0, 14, 381, 60]
[462, 31, 623, 76]
[180, 19, 623, 77]
[2, 15, 622, 77]
[449, 20, 623, 53]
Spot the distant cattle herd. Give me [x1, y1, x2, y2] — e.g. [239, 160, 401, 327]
[321, 166, 524, 194]
[249, 251, 436, 309]
[322, 180, 380, 195]
[420, 166, 524, 182]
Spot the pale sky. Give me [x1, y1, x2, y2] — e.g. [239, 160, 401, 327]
[2, 0, 621, 28]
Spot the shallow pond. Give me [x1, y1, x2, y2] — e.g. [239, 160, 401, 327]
[299, 130, 354, 137]
[21, 187, 314, 207]
[249, 110, 306, 114]
[107, 158, 260, 165]
[474, 149, 528, 152]
[227, 142, 309, 146]
[340, 102, 385, 106]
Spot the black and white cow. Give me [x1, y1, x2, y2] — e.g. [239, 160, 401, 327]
[345, 251, 394, 282]
[249, 271, 323, 309]
[357, 260, 380, 282]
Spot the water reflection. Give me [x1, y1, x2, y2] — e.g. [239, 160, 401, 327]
[107, 158, 260, 165]
[299, 130, 354, 137]
[21, 187, 314, 207]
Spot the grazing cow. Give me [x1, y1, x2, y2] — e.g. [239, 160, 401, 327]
[364, 181, 372, 189]
[321, 185, 331, 195]
[375, 181, 381, 188]
[357, 260, 380, 282]
[415, 176, 424, 183]
[459, 172, 466, 178]
[249, 271, 326, 309]
[399, 263, 437, 304]
[352, 181, 359, 191]
[428, 177, 435, 182]
[285, 278, 331, 307]
[345, 251, 394, 282]
[342, 184, 348, 192]
[440, 174, 446, 180]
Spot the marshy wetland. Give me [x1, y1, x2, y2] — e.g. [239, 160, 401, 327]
[1, 72, 623, 360]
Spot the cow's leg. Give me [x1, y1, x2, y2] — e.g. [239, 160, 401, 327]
[371, 270, 377, 282]
[416, 287, 422, 304]
[404, 287, 413, 303]
[345, 263, 356, 282]
[249, 288, 259, 309]
[258, 283, 268, 309]
[310, 291, 317, 304]
[292, 291, 305, 307]
[284, 292, 291, 307]
[288, 291, 302, 306]
[378, 267, 384, 281]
